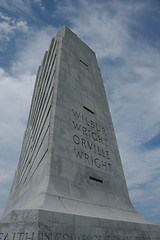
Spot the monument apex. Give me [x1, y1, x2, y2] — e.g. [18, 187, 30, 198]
[1, 26, 160, 240]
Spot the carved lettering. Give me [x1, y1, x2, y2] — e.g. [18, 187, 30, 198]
[73, 135, 80, 144]
[25, 233, 35, 240]
[84, 153, 90, 163]
[74, 148, 83, 159]
[13, 233, 16, 240]
[72, 109, 108, 136]
[72, 121, 81, 131]
[63, 234, 70, 240]
[94, 158, 100, 168]
[72, 121, 108, 147]
[82, 138, 87, 148]
[74, 148, 111, 171]
[73, 135, 110, 161]
[3, 234, 9, 240]
[72, 107, 112, 172]
[0, 232, 156, 240]
[55, 234, 62, 240]
[72, 109, 80, 119]
[87, 141, 93, 150]
[44, 233, 52, 240]
[82, 127, 88, 136]
[96, 123, 100, 132]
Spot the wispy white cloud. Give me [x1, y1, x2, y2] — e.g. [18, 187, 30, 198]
[0, 12, 28, 48]
[0, 0, 33, 16]
[0, 0, 45, 16]
[55, 0, 130, 59]
[11, 26, 57, 74]
[33, 0, 46, 11]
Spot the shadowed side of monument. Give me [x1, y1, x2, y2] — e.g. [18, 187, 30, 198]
[1, 26, 160, 239]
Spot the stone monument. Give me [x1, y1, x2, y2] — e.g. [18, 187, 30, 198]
[1, 26, 160, 239]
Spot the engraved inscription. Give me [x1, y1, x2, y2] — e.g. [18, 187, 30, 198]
[0, 232, 158, 240]
[0, 232, 35, 240]
[53, 233, 154, 240]
[71, 108, 111, 173]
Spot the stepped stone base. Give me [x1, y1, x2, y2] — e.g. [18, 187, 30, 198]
[1, 210, 160, 240]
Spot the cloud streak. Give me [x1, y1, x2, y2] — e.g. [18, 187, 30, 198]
[0, 13, 28, 43]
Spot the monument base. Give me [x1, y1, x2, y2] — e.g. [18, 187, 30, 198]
[1, 210, 160, 240]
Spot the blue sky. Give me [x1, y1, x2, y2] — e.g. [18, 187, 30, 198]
[0, 0, 160, 224]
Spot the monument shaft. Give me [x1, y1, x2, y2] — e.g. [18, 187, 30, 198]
[1, 26, 160, 239]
